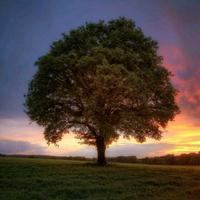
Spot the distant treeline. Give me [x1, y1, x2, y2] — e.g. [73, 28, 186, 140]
[1, 152, 200, 165]
[0, 154, 89, 161]
[109, 153, 200, 165]
[108, 153, 200, 165]
[139, 152, 200, 165]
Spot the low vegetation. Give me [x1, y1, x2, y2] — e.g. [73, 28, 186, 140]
[2, 151, 200, 165]
[0, 157, 200, 200]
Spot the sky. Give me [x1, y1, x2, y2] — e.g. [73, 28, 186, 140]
[0, 0, 200, 158]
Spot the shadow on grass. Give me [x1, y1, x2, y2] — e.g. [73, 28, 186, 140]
[85, 162, 114, 167]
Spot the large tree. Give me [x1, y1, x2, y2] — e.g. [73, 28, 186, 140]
[25, 18, 179, 165]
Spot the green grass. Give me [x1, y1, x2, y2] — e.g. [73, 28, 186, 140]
[0, 157, 200, 200]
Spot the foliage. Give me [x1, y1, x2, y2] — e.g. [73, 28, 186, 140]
[25, 18, 179, 163]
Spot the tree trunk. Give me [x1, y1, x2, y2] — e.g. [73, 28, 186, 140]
[96, 136, 106, 165]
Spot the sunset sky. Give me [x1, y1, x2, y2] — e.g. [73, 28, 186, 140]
[0, 0, 200, 158]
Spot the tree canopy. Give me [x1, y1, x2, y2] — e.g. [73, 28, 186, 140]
[25, 17, 179, 165]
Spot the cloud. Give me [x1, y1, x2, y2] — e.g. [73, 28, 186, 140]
[0, 117, 44, 142]
[156, 1, 200, 125]
[107, 143, 175, 158]
[0, 140, 46, 154]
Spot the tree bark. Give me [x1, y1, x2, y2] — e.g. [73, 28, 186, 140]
[96, 136, 106, 165]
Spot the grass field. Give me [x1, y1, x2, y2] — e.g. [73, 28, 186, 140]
[0, 157, 200, 200]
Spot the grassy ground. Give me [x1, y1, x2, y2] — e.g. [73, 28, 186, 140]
[0, 157, 200, 200]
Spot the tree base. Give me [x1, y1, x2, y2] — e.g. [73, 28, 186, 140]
[97, 161, 107, 166]
[85, 162, 110, 167]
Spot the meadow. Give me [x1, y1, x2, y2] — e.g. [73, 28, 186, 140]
[0, 157, 200, 200]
